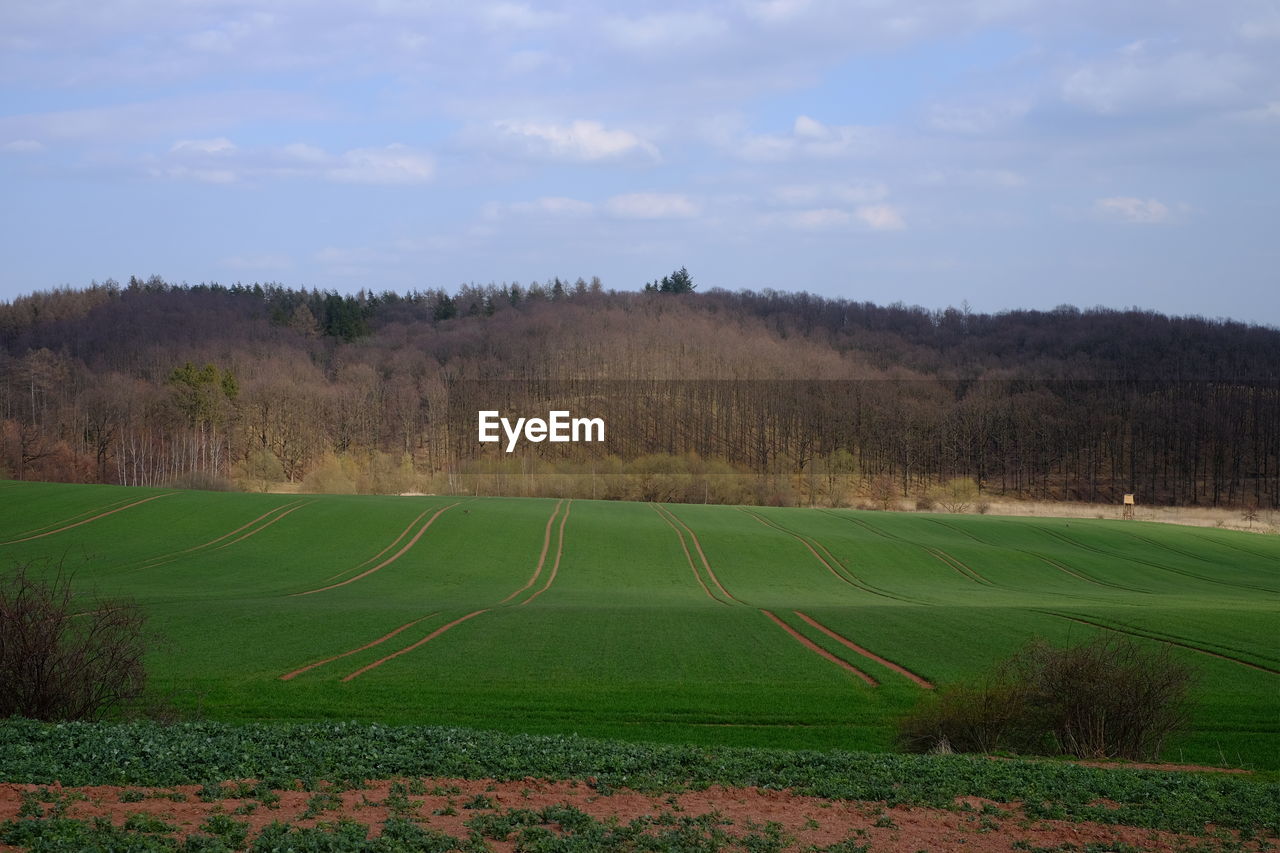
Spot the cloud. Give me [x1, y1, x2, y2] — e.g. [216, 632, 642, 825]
[153, 139, 435, 185]
[768, 203, 905, 231]
[484, 196, 595, 219]
[736, 115, 871, 161]
[1062, 44, 1255, 115]
[490, 119, 660, 163]
[773, 181, 889, 205]
[328, 144, 435, 184]
[1, 139, 44, 154]
[1094, 196, 1185, 224]
[605, 193, 699, 219]
[170, 137, 236, 155]
[926, 98, 1031, 134]
[855, 204, 906, 231]
[604, 11, 729, 51]
[481, 3, 563, 31]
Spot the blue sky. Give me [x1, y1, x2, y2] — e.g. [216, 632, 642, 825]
[2, 1, 1278, 324]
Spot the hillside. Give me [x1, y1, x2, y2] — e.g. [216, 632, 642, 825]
[2, 481, 1276, 769]
[1, 278, 1278, 507]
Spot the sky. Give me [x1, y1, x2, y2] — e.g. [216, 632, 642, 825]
[2, 1, 1279, 325]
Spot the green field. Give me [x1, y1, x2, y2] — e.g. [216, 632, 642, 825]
[1, 480, 1277, 769]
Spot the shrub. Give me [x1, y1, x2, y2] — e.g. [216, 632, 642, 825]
[897, 635, 1194, 761]
[0, 561, 149, 721]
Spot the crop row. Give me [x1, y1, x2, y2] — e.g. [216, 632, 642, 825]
[0, 719, 1275, 835]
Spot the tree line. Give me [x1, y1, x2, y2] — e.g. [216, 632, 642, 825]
[1, 273, 1277, 508]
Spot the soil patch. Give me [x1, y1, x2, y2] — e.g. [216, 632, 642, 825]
[0, 778, 1268, 852]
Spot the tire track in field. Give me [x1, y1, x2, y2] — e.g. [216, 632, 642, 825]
[3, 495, 141, 541]
[654, 504, 741, 605]
[500, 500, 563, 604]
[519, 500, 572, 606]
[1189, 532, 1278, 562]
[114, 499, 309, 574]
[324, 506, 438, 584]
[741, 509, 921, 604]
[1011, 521, 1279, 594]
[760, 610, 877, 686]
[342, 609, 489, 681]
[792, 610, 934, 688]
[213, 501, 313, 549]
[1120, 530, 1224, 565]
[0, 493, 176, 545]
[291, 502, 462, 596]
[1041, 612, 1280, 676]
[279, 613, 439, 680]
[820, 510, 992, 588]
[922, 517, 988, 544]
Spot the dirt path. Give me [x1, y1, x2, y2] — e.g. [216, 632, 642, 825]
[1045, 612, 1280, 675]
[500, 500, 563, 604]
[4, 778, 1266, 853]
[0, 493, 176, 545]
[342, 609, 489, 681]
[760, 609, 877, 687]
[662, 505, 745, 605]
[519, 500, 571, 606]
[793, 610, 934, 688]
[278, 614, 438, 681]
[291, 502, 461, 597]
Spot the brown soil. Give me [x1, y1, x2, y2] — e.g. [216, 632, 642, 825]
[324, 506, 434, 583]
[1, 778, 1267, 852]
[520, 499, 571, 606]
[793, 610, 934, 688]
[0, 493, 175, 545]
[214, 501, 312, 549]
[760, 609, 878, 687]
[293, 502, 461, 596]
[501, 499, 562, 604]
[664, 505, 743, 605]
[278, 613, 437, 681]
[652, 503, 720, 604]
[341, 609, 489, 681]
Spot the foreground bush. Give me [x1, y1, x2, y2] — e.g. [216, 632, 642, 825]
[0, 562, 148, 721]
[898, 634, 1194, 761]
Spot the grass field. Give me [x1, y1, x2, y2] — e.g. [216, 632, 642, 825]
[1, 480, 1276, 769]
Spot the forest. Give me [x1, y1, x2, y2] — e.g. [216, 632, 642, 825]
[1, 274, 1277, 508]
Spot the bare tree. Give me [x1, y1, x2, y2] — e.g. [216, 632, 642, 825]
[0, 562, 148, 721]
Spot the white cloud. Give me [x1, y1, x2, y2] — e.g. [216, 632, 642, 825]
[736, 115, 871, 161]
[1, 139, 44, 153]
[604, 11, 728, 51]
[1062, 45, 1254, 115]
[605, 193, 699, 219]
[856, 204, 906, 231]
[328, 144, 435, 184]
[481, 3, 562, 30]
[767, 203, 905, 231]
[926, 98, 1030, 134]
[154, 140, 435, 185]
[170, 137, 236, 155]
[491, 119, 659, 163]
[484, 196, 595, 219]
[1094, 196, 1185, 224]
[774, 182, 889, 206]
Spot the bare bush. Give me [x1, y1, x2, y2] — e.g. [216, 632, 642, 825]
[0, 562, 149, 721]
[898, 635, 1194, 761]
